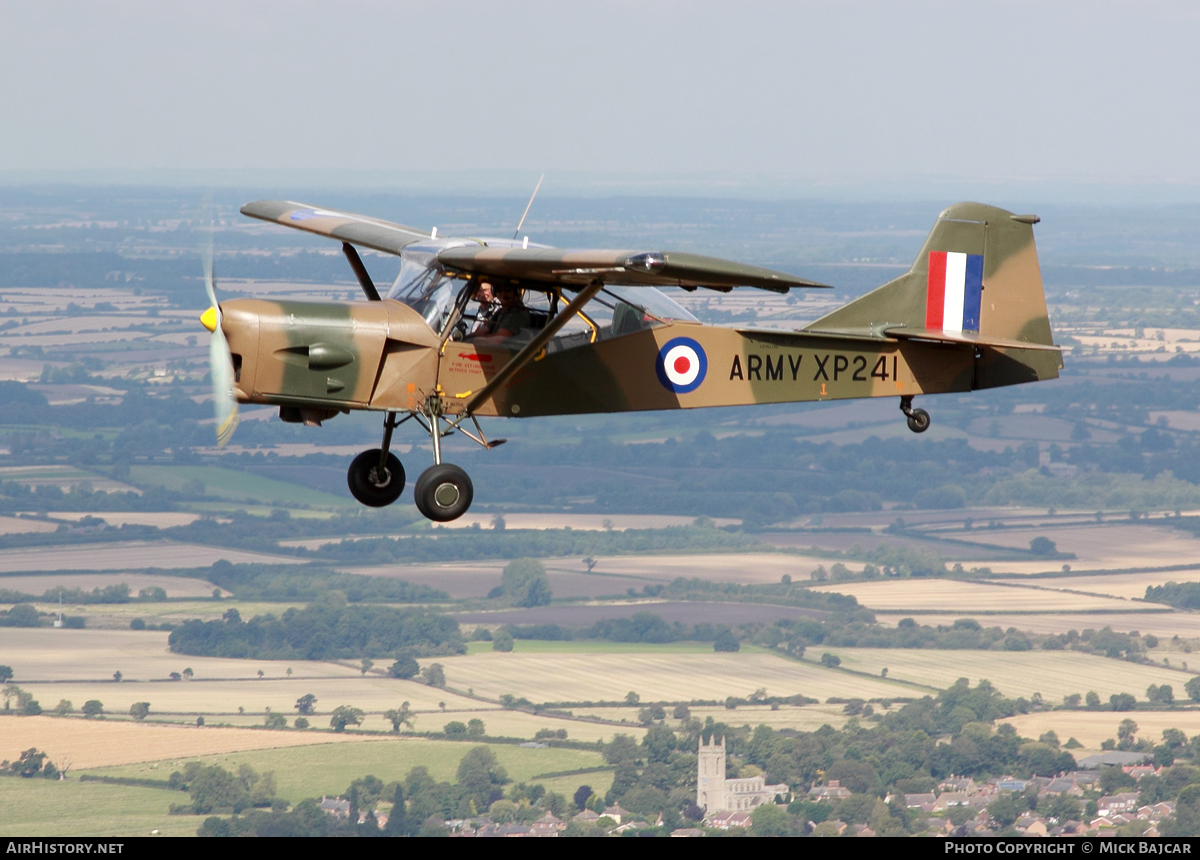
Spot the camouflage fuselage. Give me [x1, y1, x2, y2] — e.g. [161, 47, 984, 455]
[221, 298, 1060, 419]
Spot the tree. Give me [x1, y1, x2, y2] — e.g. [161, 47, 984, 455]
[293, 717, 308, 729]
[384, 783, 408, 836]
[499, 559, 552, 607]
[821, 652, 841, 668]
[330, 706, 364, 732]
[422, 663, 446, 687]
[574, 785, 593, 810]
[1118, 719, 1139, 747]
[1029, 536, 1058, 556]
[360, 658, 374, 675]
[129, 702, 150, 721]
[182, 668, 193, 680]
[750, 802, 793, 836]
[389, 655, 419, 679]
[383, 702, 414, 733]
[54, 699, 73, 716]
[672, 704, 690, 720]
[1186, 676, 1200, 702]
[625, 691, 640, 706]
[457, 746, 508, 809]
[295, 694, 317, 715]
[713, 630, 740, 652]
[112, 671, 122, 683]
[443, 720, 467, 738]
[10, 748, 48, 778]
[582, 557, 597, 572]
[5, 604, 41, 627]
[466, 718, 486, 739]
[492, 631, 514, 652]
[1111, 693, 1137, 711]
[1086, 691, 1101, 708]
[81, 699, 103, 718]
[0, 665, 12, 683]
[264, 711, 287, 729]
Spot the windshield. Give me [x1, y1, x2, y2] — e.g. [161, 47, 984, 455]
[387, 242, 472, 329]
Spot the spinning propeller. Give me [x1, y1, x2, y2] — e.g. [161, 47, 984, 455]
[198, 237, 239, 447]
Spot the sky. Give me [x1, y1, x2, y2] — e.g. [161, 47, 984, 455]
[2, 1, 1199, 198]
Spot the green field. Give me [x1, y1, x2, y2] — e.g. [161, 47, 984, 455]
[88, 738, 608, 804]
[0, 777, 205, 837]
[129, 465, 353, 509]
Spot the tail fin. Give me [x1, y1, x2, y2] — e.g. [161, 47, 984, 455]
[807, 202, 1055, 350]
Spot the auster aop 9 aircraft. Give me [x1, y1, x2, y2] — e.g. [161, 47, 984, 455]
[198, 200, 1060, 522]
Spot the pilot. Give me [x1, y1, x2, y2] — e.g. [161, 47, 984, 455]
[467, 282, 531, 345]
[470, 280, 499, 335]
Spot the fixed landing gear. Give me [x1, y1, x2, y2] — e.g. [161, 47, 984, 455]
[414, 463, 473, 522]
[347, 412, 406, 506]
[346, 405, 478, 521]
[900, 395, 930, 434]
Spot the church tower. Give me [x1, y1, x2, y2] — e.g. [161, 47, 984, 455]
[696, 736, 727, 812]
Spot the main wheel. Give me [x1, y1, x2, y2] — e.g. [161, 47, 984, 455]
[906, 408, 931, 434]
[347, 449, 406, 507]
[414, 463, 474, 522]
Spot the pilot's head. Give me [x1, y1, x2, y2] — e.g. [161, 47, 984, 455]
[476, 280, 494, 303]
[495, 283, 523, 306]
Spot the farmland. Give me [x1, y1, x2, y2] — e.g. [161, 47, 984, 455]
[822, 647, 1192, 701]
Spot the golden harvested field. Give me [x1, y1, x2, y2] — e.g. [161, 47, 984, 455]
[954, 524, 1200, 570]
[0, 515, 58, 534]
[551, 553, 829, 585]
[1003, 711, 1200, 750]
[809, 579, 1138, 612]
[0, 628, 362, 682]
[4, 573, 221, 600]
[440, 514, 741, 531]
[0, 540, 303, 573]
[1035, 572, 1200, 601]
[0, 715, 384, 769]
[438, 647, 920, 704]
[883, 612, 1200, 639]
[50, 511, 204, 528]
[825, 648, 1194, 701]
[16, 675, 488, 720]
[689, 704, 857, 733]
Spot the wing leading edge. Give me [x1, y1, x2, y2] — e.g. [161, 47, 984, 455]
[241, 200, 430, 255]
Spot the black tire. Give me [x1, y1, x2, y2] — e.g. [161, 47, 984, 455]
[414, 463, 473, 522]
[347, 449, 406, 507]
[907, 408, 931, 434]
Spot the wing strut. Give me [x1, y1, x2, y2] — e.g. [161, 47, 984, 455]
[342, 243, 381, 301]
[463, 282, 605, 415]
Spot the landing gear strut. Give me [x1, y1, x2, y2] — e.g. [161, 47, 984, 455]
[346, 402, 481, 520]
[900, 395, 930, 434]
[413, 399, 474, 522]
[346, 412, 406, 506]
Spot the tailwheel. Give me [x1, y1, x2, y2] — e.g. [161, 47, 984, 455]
[899, 395, 930, 434]
[414, 463, 473, 522]
[347, 449, 406, 507]
[906, 409, 931, 434]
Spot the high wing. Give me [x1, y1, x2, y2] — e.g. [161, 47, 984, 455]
[241, 200, 430, 255]
[436, 247, 828, 293]
[241, 200, 829, 293]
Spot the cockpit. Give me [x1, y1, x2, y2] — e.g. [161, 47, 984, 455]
[387, 238, 697, 350]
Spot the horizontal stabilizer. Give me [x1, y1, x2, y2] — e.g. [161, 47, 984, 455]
[885, 326, 1061, 352]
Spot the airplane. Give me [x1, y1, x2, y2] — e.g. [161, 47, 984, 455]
[199, 199, 1061, 522]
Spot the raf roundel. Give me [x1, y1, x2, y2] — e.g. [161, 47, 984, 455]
[656, 337, 708, 394]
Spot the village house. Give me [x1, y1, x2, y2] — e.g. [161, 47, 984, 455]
[1097, 792, 1140, 816]
[808, 779, 853, 802]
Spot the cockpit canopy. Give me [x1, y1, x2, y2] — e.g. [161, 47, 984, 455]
[387, 238, 697, 346]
